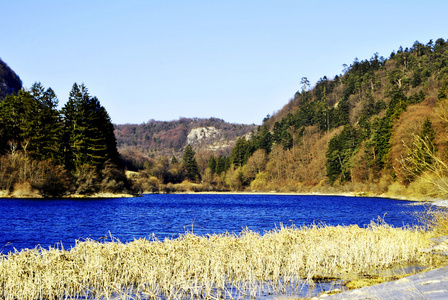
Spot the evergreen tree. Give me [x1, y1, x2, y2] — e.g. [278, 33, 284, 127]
[0, 84, 62, 161]
[215, 155, 228, 175]
[255, 126, 272, 153]
[231, 137, 249, 167]
[182, 144, 200, 182]
[61, 83, 119, 171]
[326, 124, 360, 183]
[208, 155, 216, 174]
[0, 91, 29, 153]
[28, 83, 63, 163]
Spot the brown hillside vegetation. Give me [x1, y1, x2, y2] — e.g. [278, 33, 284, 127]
[115, 117, 257, 159]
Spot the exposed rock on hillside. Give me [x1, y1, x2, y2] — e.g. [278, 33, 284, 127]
[187, 127, 220, 145]
[115, 117, 257, 159]
[0, 58, 22, 100]
[186, 126, 235, 152]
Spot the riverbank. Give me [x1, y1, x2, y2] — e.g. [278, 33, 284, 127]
[0, 189, 137, 199]
[2, 182, 446, 203]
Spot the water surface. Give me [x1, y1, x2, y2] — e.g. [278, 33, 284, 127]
[0, 194, 427, 254]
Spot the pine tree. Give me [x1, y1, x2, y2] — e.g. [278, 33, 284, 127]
[61, 83, 120, 171]
[0, 82, 63, 162]
[255, 126, 272, 153]
[28, 83, 63, 163]
[208, 155, 216, 174]
[0, 91, 28, 153]
[231, 137, 249, 167]
[182, 144, 200, 182]
[215, 155, 228, 175]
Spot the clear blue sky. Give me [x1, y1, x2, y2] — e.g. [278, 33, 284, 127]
[1, 0, 447, 125]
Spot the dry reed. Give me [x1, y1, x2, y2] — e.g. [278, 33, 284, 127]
[0, 220, 442, 299]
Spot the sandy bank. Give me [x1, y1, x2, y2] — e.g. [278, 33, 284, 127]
[0, 190, 137, 199]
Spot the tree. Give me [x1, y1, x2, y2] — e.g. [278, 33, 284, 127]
[231, 137, 250, 167]
[215, 155, 229, 175]
[208, 155, 216, 174]
[28, 83, 63, 163]
[61, 83, 119, 171]
[326, 125, 359, 183]
[0, 83, 63, 162]
[300, 77, 310, 92]
[255, 126, 272, 153]
[243, 149, 267, 180]
[182, 145, 200, 182]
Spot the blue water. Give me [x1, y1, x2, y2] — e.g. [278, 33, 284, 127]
[0, 194, 427, 254]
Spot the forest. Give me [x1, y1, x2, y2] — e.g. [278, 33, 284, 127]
[124, 38, 448, 199]
[0, 70, 129, 197]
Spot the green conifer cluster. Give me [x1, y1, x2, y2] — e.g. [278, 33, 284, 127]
[0, 82, 128, 197]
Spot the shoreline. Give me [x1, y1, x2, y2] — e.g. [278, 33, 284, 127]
[0, 190, 138, 199]
[166, 190, 439, 202]
[2, 188, 447, 206]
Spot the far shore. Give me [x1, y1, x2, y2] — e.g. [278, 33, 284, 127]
[2, 189, 447, 207]
[0, 190, 137, 199]
[151, 190, 445, 204]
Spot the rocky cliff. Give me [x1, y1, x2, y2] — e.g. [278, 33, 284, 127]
[0, 58, 22, 100]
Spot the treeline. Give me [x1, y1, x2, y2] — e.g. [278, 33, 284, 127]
[0, 82, 129, 197]
[133, 38, 448, 198]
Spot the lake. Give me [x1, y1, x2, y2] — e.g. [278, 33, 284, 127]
[0, 194, 428, 254]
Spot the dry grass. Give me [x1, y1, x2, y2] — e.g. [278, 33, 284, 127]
[0, 220, 444, 299]
[419, 206, 448, 237]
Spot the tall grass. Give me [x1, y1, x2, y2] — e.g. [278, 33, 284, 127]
[0, 220, 442, 299]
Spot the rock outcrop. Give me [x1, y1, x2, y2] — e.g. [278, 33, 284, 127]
[186, 126, 233, 152]
[187, 127, 219, 145]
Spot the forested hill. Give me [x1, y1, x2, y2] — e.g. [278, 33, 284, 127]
[115, 118, 257, 159]
[0, 58, 22, 100]
[240, 38, 448, 198]
[114, 38, 448, 197]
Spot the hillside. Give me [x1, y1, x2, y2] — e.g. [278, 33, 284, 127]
[243, 38, 448, 198]
[128, 38, 448, 197]
[115, 117, 257, 164]
[0, 58, 22, 100]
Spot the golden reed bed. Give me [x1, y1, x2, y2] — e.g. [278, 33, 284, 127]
[0, 216, 446, 299]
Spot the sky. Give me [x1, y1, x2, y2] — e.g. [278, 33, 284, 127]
[1, 0, 448, 125]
